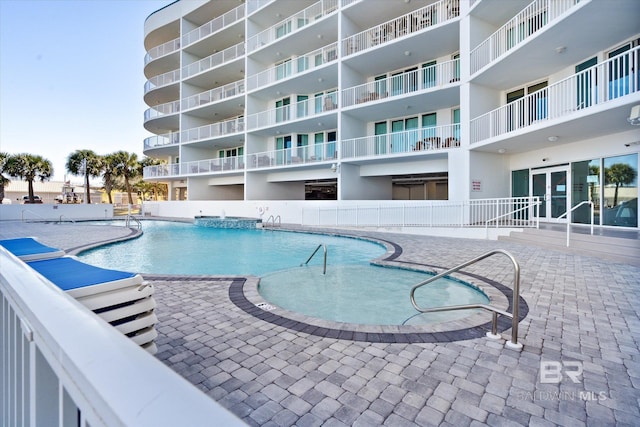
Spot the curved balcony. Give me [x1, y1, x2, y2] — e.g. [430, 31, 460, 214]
[182, 80, 245, 111]
[144, 37, 180, 65]
[144, 100, 180, 123]
[182, 43, 245, 80]
[246, 92, 338, 131]
[181, 117, 245, 144]
[341, 124, 460, 160]
[246, 0, 339, 52]
[144, 68, 180, 94]
[247, 141, 337, 170]
[182, 4, 245, 47]
[247, 43, 338, 91]
[342, 58, 459, 108]
[143, 163, 180, 179]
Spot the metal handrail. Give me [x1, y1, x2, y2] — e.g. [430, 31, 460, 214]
[264, 214, 281, 229]
[125, 214, 142, 230]
[300, 244, 327, 275]
[21, 209, 47, 222]
[484, 197, 541, 238]
[410, 249, 522, 349]
[557, 200, 594, 247]
[58, 215, 76, 224]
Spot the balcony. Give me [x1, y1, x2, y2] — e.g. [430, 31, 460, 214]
[144, 69, 180, 94]
[144, 100, 180, 122]
[182, 80, 245, 110]
[246, 0, 339, 52]
[342, 58, 459, 108]
[247, 141, 337, 170]
[181, 117, 245, 144]
[182, 4, 245, 47]
[342, 124, 460, 160]
[182, 156, 244, 175]
[342, 0, 459, 56]
[247, 0, 275, 15]
[144, 132, 180, 150]
[246, 92, 338, 131]
[246, 43, 338, 91]
[470, 46, 640, 144]
[182, 43, 245, 80]
[470, 0, 581, 75]
[144, 37, 180, 65]
[144, 163, 180, 179]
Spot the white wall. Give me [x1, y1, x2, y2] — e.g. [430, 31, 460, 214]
[469, 151, 510, 199]
[0, 204, 114, 221]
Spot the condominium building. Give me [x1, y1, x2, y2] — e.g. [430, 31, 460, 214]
[142, 0, 640, 228]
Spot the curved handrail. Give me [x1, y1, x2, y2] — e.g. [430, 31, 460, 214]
[410, 249, 522, 349]
[300, 244, 327, 275]
[125, 214, 142, 230]
[264, 214, 281, 229]
[557, 200, 594, 246]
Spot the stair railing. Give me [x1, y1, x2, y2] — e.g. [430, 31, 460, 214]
[557, 201, 594, 246]
[484, 197, 540, 239]
[264, 214, 281, 229]
[300, 244, 327, 274]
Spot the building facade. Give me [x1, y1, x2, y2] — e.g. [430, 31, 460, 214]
[142, 0, 640, 228]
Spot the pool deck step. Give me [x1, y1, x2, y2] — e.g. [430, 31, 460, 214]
[499, 227, 640, 265]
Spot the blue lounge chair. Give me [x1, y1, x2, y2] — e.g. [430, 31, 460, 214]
[0, 237, 65, 261]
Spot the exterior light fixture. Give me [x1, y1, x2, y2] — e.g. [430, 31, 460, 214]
[547, 136, 558, 142]
[555, 46, 566, 54]
[498, 148, 506, 154]
[628, 105, 640, 125]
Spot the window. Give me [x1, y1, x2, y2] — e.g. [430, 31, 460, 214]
[297, 95, 309, 118]
[276, 59, 292, 80]
[576, 57, 597, 109]
[422, 61, 436, 88]
[275, 97, 290, 122]
[506, 81, 548, 130]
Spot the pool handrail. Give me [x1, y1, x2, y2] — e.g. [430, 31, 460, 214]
[301, 243, 327, 275]
[264, 214, 281, 229]
[126, 214, 142, 230]
[409, 249, 522, 349]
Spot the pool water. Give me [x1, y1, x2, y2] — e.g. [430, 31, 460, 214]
[259, 265, 489, 325]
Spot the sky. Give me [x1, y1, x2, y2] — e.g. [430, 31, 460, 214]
[0, 0, 169, 181]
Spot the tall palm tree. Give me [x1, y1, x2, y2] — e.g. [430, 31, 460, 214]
[66, 150, 102, 204]
[101, 153, 120, 204]
[0, 152, 11, 203]
[4, 153, 53, 202]
[112, 151, 140, 205]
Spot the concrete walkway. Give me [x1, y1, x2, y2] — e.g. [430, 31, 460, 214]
[2, 221, 639, 426]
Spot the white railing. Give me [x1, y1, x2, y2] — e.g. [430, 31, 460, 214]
[246, 92, 338, 130]
[182, 4, 245, 47]
[144, 100, 180, 122]
[246, 43, 338, 91]
[181, 117, 245, 143]
[182, 155, 245, 175]
[558, 200, 594, 246]
[302, 197, 540, 228]
[144, 69, 180, 94]
[144, 37, 180, 64]
[143, 163, 180, 178]
[341, 124, 460, 159]
[342, 0, 459, 56]
[247, 141, 337, 169]
[247, 0, 275, 15]
[182, 80, 245, 110]
[471, 46, 640, 143]
[144, 132, 180, 150]
[0, 249, 245, 426]
[471, 0, 580, 74]
[182, 43, 245, 79]
[246, 0, 339, 52]
[342, 58, 459, 107]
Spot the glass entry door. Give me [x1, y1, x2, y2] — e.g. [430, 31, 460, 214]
[531, 166, 569, 221]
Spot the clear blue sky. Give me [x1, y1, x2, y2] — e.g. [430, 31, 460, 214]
[0, 0, 168, 181]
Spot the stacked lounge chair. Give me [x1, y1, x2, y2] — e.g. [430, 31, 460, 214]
[0, 238, 158, 354]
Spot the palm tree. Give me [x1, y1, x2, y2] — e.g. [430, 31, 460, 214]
[111, 151, 140, 205]
[4, 153, 53, 202]
[101, 153, 121, 204]
[66, 150, 102, 204]
[605, 163, 637, 207]
[0, 152, 11, 203]
[139, 156, 166, 201]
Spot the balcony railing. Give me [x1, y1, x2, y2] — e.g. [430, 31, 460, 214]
[181, 117, 245, 143]
[182, 4, 245, 47]
[144, 132, 180, 150]
[182, 155, 245, 175]
[182, 43, 245, 79]
[342, 124, 460, 159]
[246, 92, 338, 130]
[144, 163, 180, 178]
[144, 100, 180, 122]
[144, 37, 180, 64]
[471, 46, 640, 143]
[144, 69, 180, 94]
[182, 80, 245, 110]
[342, 0, 459, 56]
[247, 141, 337, 169]
[342, 58, 459, 107]
[247, 43, 338, 91]
[247, 0, 275, 15]
[470, 0, 581, 74]
[246, 0, 339, 52]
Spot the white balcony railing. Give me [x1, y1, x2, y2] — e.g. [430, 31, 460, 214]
[143, 163, 180, 178]
[471, 46, 640, 143]
[182, 155, 245, 175]
[182, 80, 245, 110]
[144, 132, 180, 150]
[144, 37, 181, 64]
[182, 4, 245, 47]
[182, 43, 245, 79]
[246, 43, 338, 91]
[470, 0, 581, 74]
[247, 141, 337, 169]
[246, 92, 338, 130]
[181, 117, 245, 143]
[342, 0, 459, 56]
[342, 124, 460, 159]
[247, 0, 275, 15]
[144, 69, 180, 94]
[0, 248, 245, 426]
[144, 100, 180, 122]
[246, 0, 339, 52]
[342, 58, 459, 107]
[302, 197, 540, 228]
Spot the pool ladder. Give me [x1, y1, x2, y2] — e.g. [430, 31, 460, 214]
[410, 249, 522, 350]
[125, 214, 142, 230]
[301, 244, 327, 275]
[264, 214, 281, 229]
